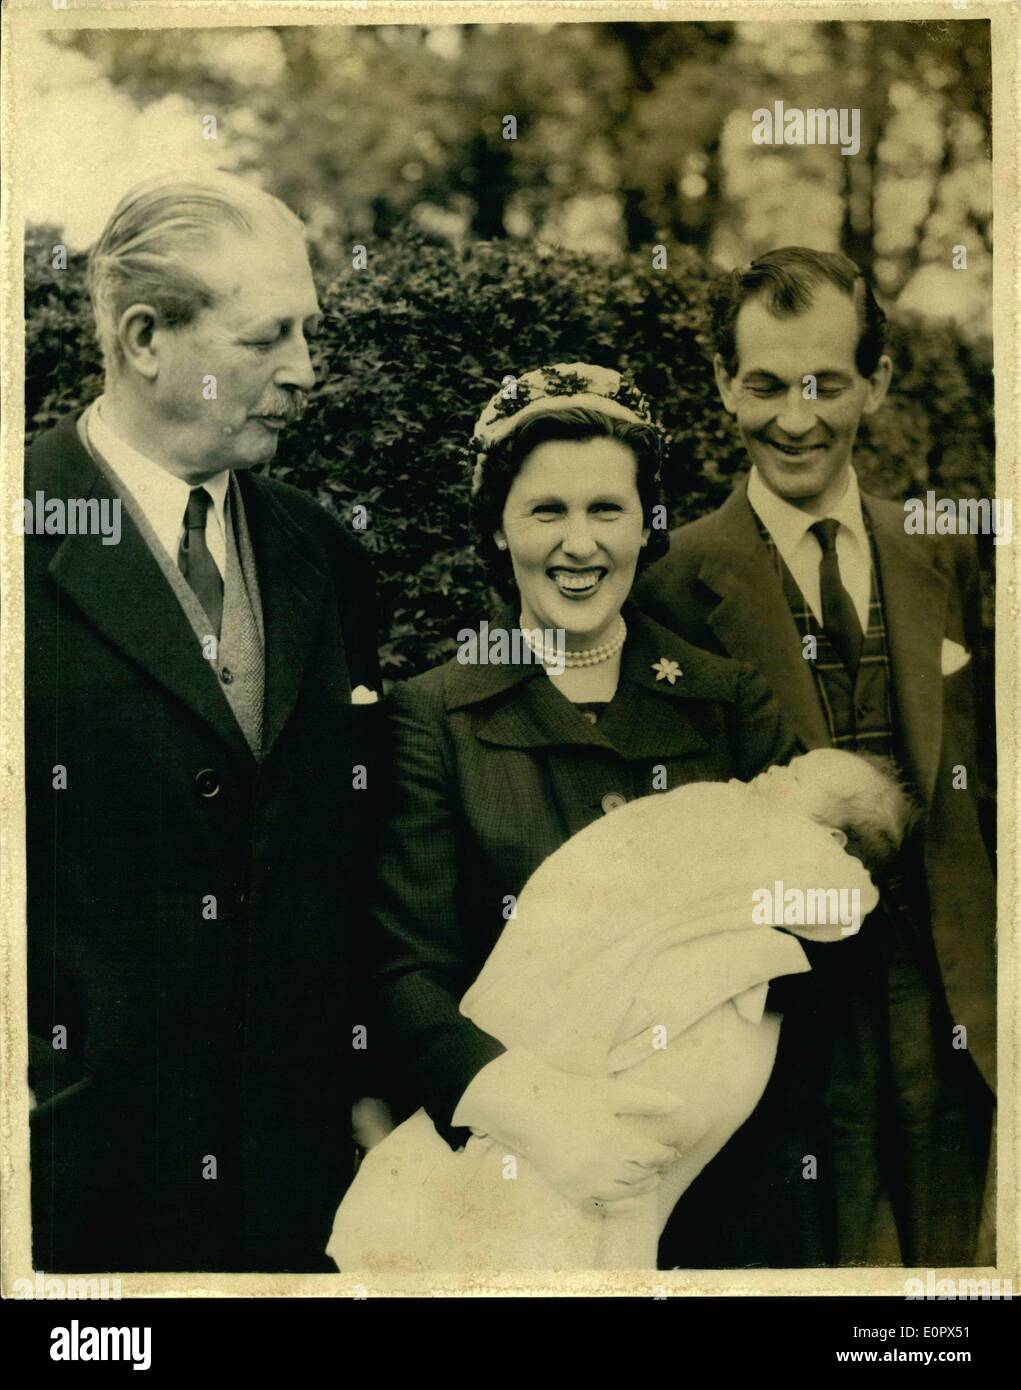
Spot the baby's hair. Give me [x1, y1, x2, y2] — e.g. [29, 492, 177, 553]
[837, 753, 920, 873]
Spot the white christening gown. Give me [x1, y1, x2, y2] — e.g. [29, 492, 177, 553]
[328, 779, 878, 1273]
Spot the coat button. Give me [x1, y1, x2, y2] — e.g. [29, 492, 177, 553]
[195, 768, 220, 798]
[220, 666, 234, 685]
[601, 791, 628, 814]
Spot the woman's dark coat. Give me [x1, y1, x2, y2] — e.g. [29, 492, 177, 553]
[373, 603, 799, 1145]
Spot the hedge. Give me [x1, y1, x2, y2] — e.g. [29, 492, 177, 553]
[24, 224, 995, 681]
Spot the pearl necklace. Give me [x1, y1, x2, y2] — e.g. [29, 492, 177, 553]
[521, 615, 627, 669]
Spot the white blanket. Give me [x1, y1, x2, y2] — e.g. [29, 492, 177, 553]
[329, 780, 878, 1272]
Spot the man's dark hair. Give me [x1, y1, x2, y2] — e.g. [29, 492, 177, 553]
[470, 407, 669, 598]
[708, 247, 888, 379]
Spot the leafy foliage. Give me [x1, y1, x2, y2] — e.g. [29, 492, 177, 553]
[24, 224, 995, 681]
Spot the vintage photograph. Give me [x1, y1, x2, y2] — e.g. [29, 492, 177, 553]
[2, 0, 1016, 1321]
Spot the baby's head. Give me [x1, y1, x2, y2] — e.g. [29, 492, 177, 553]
[751, 749, 918, 872]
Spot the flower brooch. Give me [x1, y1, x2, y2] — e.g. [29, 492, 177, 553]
[652, 657, 683, 685]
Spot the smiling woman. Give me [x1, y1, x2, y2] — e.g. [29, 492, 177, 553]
[335, 361, 801, 1271]
[469, 367, 670, 701]
[497, 434, 649, 639]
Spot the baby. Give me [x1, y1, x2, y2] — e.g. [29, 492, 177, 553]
[330, 749, 916, 1274]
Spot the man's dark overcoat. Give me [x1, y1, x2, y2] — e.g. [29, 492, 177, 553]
[26, 413, 382, 1273]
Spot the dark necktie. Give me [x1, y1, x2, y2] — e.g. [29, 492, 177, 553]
[178, 487, 223, 638]
[810, 517, 862, 676]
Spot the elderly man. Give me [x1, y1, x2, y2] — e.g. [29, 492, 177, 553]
[637, 247, 995, 1269]
[25, 171, 383, 1272]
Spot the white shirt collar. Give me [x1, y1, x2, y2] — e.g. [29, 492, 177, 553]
[86, 396, 230, 565]
[746, 463, 868, 552]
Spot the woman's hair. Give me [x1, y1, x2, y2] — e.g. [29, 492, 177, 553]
[470, 406, 669, 596]
[836, 753, 920, 874]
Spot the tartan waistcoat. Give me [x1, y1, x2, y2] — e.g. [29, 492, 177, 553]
[753, 510, 929, 925]
[753, 510, 896, 757]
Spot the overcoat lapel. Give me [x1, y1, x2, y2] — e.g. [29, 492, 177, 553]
[688, 477, 949, 802]
[697, 482, 831, 750]
[45, 420, 252, 763]
[472, 665, 603, 751]
[863, 496, 948, 803]
[235, 471, 337, 760]
[595, 613, 715, 761]
[41, 414, 338, 766]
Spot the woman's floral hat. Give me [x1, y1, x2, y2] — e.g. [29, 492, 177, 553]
[467, 362, 667, 496]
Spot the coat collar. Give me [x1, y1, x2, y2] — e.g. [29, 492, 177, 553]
[85, 397, 231, 565]
[233, 469, 333, 759]
[443, 602, 727, 759]
[34, 411, 331, 764]
[860, 493, 947, 802]
[695, 477, 832, 750]
[39, 414, 254, 763]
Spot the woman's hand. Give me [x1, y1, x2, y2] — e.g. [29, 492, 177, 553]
[452, 1049, 681, 1209]
[520, 1072, 683, 1208]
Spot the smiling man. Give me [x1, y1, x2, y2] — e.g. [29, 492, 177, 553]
[636, 247, 995, 1269]
[25, 172, 384, 1271]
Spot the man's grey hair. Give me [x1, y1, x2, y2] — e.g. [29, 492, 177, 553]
[86, 170, 306, 371]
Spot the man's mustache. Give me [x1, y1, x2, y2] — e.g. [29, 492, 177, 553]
[253, 391, 309, 423]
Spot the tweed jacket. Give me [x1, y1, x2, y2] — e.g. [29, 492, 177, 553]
[635, 476, 996, 1093]
[372, 602, 799, 1144]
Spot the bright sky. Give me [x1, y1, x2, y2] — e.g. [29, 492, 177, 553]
[18, 31, 258, 248]
[16, 27, 990, 334]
